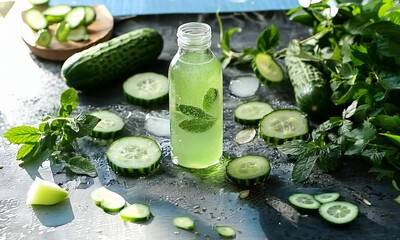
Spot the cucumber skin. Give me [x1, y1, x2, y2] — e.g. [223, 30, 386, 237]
[90, 129, 122, 139]
[284, 56, 332, 121]
[124, 92, 168, 107]
[107, 158, 161, 176]
[226, 155, 271, 187]
[61, 28, 163, 91]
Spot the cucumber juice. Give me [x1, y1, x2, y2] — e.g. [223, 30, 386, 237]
[168, 22, 223, 169]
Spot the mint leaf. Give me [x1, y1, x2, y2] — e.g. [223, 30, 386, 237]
[278, 140, 308, 156]
[17, 143, 35, 160]
[177, 105, 214, 119]
[345, 121, 376, 141]
[380, 133, 400, 146]
[65, 156, 97, 177]
[378, 71, 400, 90]
[292, 155, 318, 183]
[59, 88, 78, 117]
[4, 126, 41, 144]
[350, 43, 369, 67]
[203, 88, 218, 112]
[179, 118, 216, 133]
[256, 25, 280, 53]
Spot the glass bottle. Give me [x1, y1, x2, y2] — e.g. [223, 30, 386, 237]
[168, 22, 223, 169]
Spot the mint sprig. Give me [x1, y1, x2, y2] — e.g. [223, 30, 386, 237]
[3, 88, 100, 177]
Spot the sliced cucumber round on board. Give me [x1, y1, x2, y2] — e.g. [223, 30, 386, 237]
[252, 52, 284, 85]
[35, 29, 52, 47]
[173, 216, 195, 230]
[319, 201, 358, 224]
[259, 109, 309, 145]
[42, 4, 72, 23]
[226, 155, 271, 186]
[288, 193, 321, 210]
[64, 6, 86, 29]
[123, 72, 169, 107]
[120, 203, 152, 222]
[90, 110, 125, 139]
[84, 6, 97, 25]
[106, 136, 162, 176]
[68, 25, 89, 42]
[234, 101, 274, 125]
[314, 192, 341, 204]
[23, 8, 48, 31]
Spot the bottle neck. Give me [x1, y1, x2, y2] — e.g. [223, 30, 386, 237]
[177, 22, 212, 51]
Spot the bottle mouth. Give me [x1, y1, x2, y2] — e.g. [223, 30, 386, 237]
[177, 22, 212, 50]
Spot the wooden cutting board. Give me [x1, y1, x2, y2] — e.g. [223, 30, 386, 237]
[20, 4, 114, 61]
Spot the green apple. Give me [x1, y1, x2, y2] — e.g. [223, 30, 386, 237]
[26, 177, 69, 205]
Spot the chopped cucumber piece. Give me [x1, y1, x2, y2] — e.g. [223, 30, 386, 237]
[27, 0, 49, 7]
[120, 203, 152, 222]
[234, 101, 274, 125]
[68, 26, 89, 41]
[99, 191, 126, 212]
[26, 177, 68, 205]
[259, 109, 309, 145]
[64, 6, 86, 29]
[23, 8, 48, 31]
[319, 201, 358, 224]
[252, 52, 284, 84]
[288, 193, 321, 210]
[84, 6, 96, 25]
[35, 28, 51, 47]
[55, 21, 71, 42]
[394, 195, 400, 205]
[173, 216, 195, 230]
[89, 110, 124, 139]
[314, 192, 340, 204]
[90, 186, 114, 206]
[123, 72, 169, 107]
[215, 225, 236, 238]
[226, 155, 271, 186]
[106, 136, 162, 176]
[43, 4, 71, 23]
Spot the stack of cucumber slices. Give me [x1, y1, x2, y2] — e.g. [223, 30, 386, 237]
[22, 2, 97, 47]
[288, 192, 359, 224]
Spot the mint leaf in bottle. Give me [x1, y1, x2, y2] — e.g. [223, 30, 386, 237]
[179, 118, 216, 133]
[177, 104, 215, 119]
[203, 88, 218, 112]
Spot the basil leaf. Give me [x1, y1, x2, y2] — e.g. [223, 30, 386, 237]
[203, 88, 218, 112]
[177, 104, 214, 119]
[179, 118, 216, 133]
[65, 156, 97, 177]
[59, 88, 78, 117]
[256, 24, 280, 53]
[4, 126, 41, 144]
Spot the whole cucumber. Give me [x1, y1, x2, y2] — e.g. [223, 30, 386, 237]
[61, 28, 163, 90]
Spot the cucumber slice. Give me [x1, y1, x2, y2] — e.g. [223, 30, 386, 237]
[314, 192, 341, 204]
[90, 110, 125, 139]
[64, 6, 86, 29]
[23, 8, 48, 31]
[106, 136, 162, 176]
[259, 109, 309, 145]
[84, 6, 96, 25]
[288, 193, 321, 210]
[55, 21, 71, 42]
[35, 28, 51, 47]
[226, 155, 271, 186]
[26, 177, 68, 205]
[90, 186, 113, 206]
[123, 72, 169, 107]
[68, 25, 89, 42]
[27, 0, 49, 7]
[234, 101, 274, 125]
[319, 201, 358, 224]
[252, 53, 284, 84]
[100, 191, 126, 212]
[173, 216, 195, 230]
[120, 203, 152, 222]
[42, 4, 71, 23]
[215, 225, 236, 238]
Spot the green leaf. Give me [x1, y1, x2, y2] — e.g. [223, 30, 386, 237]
[371, 115, 400, 134]
[4, 126, 41, 144]
[178, 118, 216, 133]
[380, 133, 400, 146]
[361, 148, 385, 166]
[177, 105, 214, 119]
[378, 71, 400, 90]
[277, 140, 308, 156]
[17, 143, 35, 160]
[256, 25, 280, 53]
[65, 156, 97, 177]
[75, 114, 100, 138]
[345, 121, 376, 141]
[203, 88, 218, 112]
[292, 155, 318, 183]
[350, 43, 369, 67]
[342, 100, 358, 119]
[59, 88, 78, 117]
[223, 27, 241, 50]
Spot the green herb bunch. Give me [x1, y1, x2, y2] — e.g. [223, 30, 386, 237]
[3, 88, 100, 177]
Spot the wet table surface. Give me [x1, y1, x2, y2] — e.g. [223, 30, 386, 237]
[1, 3, 400, 240]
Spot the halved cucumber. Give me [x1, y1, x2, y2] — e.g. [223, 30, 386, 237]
[42, 4, 71, 23]
[23, 8, 48, 31]
[319, 201, 358, 224]
[252, 52, 284, 85]
[35, 29, 51, 47]
[106, 136, 162, 176]
[64, 6, 86, 29]
[259, 109, 309, 145]
[234, 101, 274, 125]
[84, 6, 96, 25]
[173, 216, 195, 230]
[226, 155, 271, 186]
[288, 193, 321, 210]
[123, 72, 169, 107]
[90, 110, 125, 139]
[215, 225, 236, 238]
[120, 203, 152, 222]
[314, 192, 341, 204]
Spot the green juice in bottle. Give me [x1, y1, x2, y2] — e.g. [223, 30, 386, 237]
[168, 22, 223, 169]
